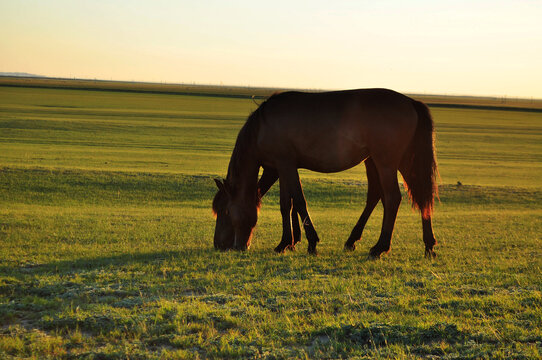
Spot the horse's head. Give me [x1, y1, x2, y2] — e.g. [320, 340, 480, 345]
[212, 178, 257, 251]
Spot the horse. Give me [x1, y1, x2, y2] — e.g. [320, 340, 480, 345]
[212, 88, 438, 258]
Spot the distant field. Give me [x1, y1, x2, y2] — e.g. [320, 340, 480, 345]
[1, 85, 541, 187]
[2, 75, 542, 110]
[0, 83, 541, 359]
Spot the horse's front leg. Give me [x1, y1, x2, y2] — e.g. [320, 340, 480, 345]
[274, 175, 294, 253]
[290, 210, 301, 250]
[259, 167, 301, 249]
[291, 173, 320, 254]
[275, 167, 319, 254]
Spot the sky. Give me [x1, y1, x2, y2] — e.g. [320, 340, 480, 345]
[1, 0, 541, 98]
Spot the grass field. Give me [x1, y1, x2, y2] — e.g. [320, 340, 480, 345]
[0, 83, 541, 359]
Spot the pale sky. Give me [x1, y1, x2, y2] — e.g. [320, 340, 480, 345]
[1, 0, 541, 98]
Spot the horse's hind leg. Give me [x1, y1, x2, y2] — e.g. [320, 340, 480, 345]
[345, 158, 382, 251]
[369, 166, 402, 258]
[422, 216, 436, 258]
[399, 168, 437, 258]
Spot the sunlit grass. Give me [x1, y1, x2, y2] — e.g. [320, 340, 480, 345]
[1, 84, 541, 359]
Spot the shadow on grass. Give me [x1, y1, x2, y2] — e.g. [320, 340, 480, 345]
[308, 321, 542, 358]
[0, 246, 323, 296]
[305, 322, 473, 358]
[0, 249, 212, 277]
[315, 322, 467, 346]
[0, 248, 218, 329]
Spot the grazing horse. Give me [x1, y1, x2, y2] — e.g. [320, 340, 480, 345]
[213, 88, 438, 258]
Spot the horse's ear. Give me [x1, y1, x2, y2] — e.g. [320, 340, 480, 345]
[214, 178, 232, 196]
[214, 178, 224, 190]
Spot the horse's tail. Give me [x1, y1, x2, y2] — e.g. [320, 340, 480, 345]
[402, 100, 438, 219]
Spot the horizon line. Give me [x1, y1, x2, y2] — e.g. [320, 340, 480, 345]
[1, 72, 541, 101]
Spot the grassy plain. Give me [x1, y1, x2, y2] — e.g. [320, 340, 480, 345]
[0, 83, 541, 359]
[2, 75, 542, 110]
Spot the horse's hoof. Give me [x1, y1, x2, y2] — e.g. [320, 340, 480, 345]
[425, 249, 437, 259]
[344, 243, 356, 251]
[307, 248, 318, 256]
[369, 247, 389, 259]
[274, 244, 287, 253]
[286, 244, 296, 251]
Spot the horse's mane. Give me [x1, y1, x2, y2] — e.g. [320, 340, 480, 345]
[227, 107, 261, 180]
[224, 102, 267, 210]
[223, 91, 300, 186]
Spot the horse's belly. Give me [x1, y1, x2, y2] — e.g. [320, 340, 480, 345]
[297, 143, 370, 173]
[258, 123, 370, 173]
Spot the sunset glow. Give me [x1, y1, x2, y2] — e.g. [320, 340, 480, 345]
[1, 0, 541, 98]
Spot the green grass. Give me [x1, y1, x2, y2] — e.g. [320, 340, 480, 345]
[1, 84, 541, 359]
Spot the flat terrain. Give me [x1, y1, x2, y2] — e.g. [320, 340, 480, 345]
[0, 83, 541, 359]
[2, 75, 542, 110]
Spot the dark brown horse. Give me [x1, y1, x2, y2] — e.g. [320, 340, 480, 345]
[213, 88, 438, 258]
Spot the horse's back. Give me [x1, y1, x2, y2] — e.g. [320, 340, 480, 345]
[256, 89, 418, 172]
